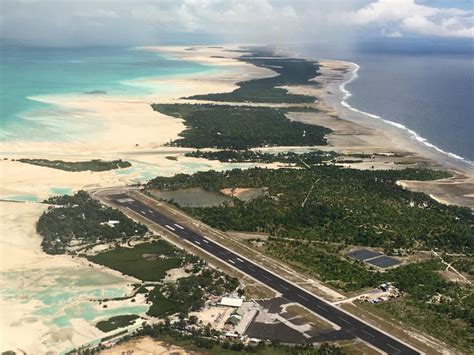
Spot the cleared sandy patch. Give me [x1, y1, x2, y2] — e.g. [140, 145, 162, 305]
[100, 336, 195, 355]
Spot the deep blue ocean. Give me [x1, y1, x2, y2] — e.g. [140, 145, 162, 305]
[0, 46, 212, 140]
[291, 38, 474, 163]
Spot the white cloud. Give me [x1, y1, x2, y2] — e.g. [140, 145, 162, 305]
[0, 0, 472, 46]
[345, 0, 473, 38]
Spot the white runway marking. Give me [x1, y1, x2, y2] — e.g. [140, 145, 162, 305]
[203, 239, 209, 243]
[174, 223, 184, 230]
[387, 344, 401, 352]
[317, 305, 328, 312]
[236, 257, 244, 262]
[140, 210, 146, 215]
[361, 329, 375, 338]
[165, 225, 175, 231]
[194, 240, 201, 245]
[338, 317, 351, 325]
[263, 275, 272, 281]
[298, 294, 309, 301]
[280, 284, 289, 291]
[228, 259, 235, 264]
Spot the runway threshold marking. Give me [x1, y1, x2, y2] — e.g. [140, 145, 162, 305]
[165, 225, 175, 231]
[361, 329, 375, 338]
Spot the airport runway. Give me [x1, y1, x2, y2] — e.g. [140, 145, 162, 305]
[109, 192, 419, 355]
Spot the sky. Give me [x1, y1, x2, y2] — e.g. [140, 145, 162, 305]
[0, 0, 472, 47]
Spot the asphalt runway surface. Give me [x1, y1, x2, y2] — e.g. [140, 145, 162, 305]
[109, 193, 419, 355]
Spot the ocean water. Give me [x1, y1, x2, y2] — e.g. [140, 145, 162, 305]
[290, 38, 474, 164]
[0, 46, 213, 141]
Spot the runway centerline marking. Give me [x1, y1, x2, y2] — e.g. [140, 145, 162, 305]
[236, 257, 244, 262]
[298, 294, 309, 301]
[174, 223, 184, 230]
[387, 343, 401, 352]
[361, 329, 375, 338]
[165, 225, 175, 231]
[228, 259, 235, 264]
[338, 317, 351, 325]
[317, 305, 328, 312]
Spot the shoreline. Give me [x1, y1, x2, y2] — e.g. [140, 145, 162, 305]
[338, 61, 473, 169]
[0, 44, 473, 354]
[286, 58, 473, 209]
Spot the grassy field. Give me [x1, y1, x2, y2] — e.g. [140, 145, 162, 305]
[88, 240, 183, 281]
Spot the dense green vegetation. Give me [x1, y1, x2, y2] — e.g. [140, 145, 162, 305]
[136, 322, 344, 354]
[147, 167, 469, 253]
[37, 191, 147, 254]
[89, 238, 238, 319]
[88, 241, 185, 281]
[147, 166, 473, 351]
[147, 269, 239, 318]
[185, 149, 339, 164]
[18, 158, 131, 172]
[186, 54, 320, 104]
[151, 104, 331, 149]
[95, 314, 139, 333]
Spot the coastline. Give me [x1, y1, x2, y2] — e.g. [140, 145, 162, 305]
[1, 44, 473, 354]
[286, 58, 474, 209]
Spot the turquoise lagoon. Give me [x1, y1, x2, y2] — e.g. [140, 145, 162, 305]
[0, 267, 149, 329]
[0, 46, 215, 141]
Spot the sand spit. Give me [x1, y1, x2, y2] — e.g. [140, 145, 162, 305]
[1, 44, 473, 354]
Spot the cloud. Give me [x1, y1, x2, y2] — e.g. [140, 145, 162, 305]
[0, 0, 472, 47]
[344, 0, 473, 38]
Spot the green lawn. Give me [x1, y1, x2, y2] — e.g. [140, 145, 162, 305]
[88, 241, 182, 282]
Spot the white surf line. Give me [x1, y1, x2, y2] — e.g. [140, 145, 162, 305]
[174, 223, 185, 230]
[165, 225, 175, 231]
[339, 61, 473, 167]
[361, 329, 375, 338]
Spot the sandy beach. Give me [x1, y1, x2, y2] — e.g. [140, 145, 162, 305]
[1, 44, 473, 354]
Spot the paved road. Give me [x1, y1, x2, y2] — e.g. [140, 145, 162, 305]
[109, 193, 419, 355]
